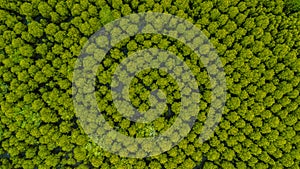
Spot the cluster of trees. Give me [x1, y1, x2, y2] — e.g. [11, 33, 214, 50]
[0, 0, 299, 168]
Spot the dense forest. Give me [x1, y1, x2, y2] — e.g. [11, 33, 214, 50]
[0, 0, 299, 168]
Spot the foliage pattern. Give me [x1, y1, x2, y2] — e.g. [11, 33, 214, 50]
[0, 0, 299, 168]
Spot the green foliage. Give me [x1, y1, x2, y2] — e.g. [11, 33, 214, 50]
[285, 0, 300, 12]
[0, 0, 300, 168]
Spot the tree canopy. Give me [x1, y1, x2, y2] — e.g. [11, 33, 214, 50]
[0, 0, 300, 168]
